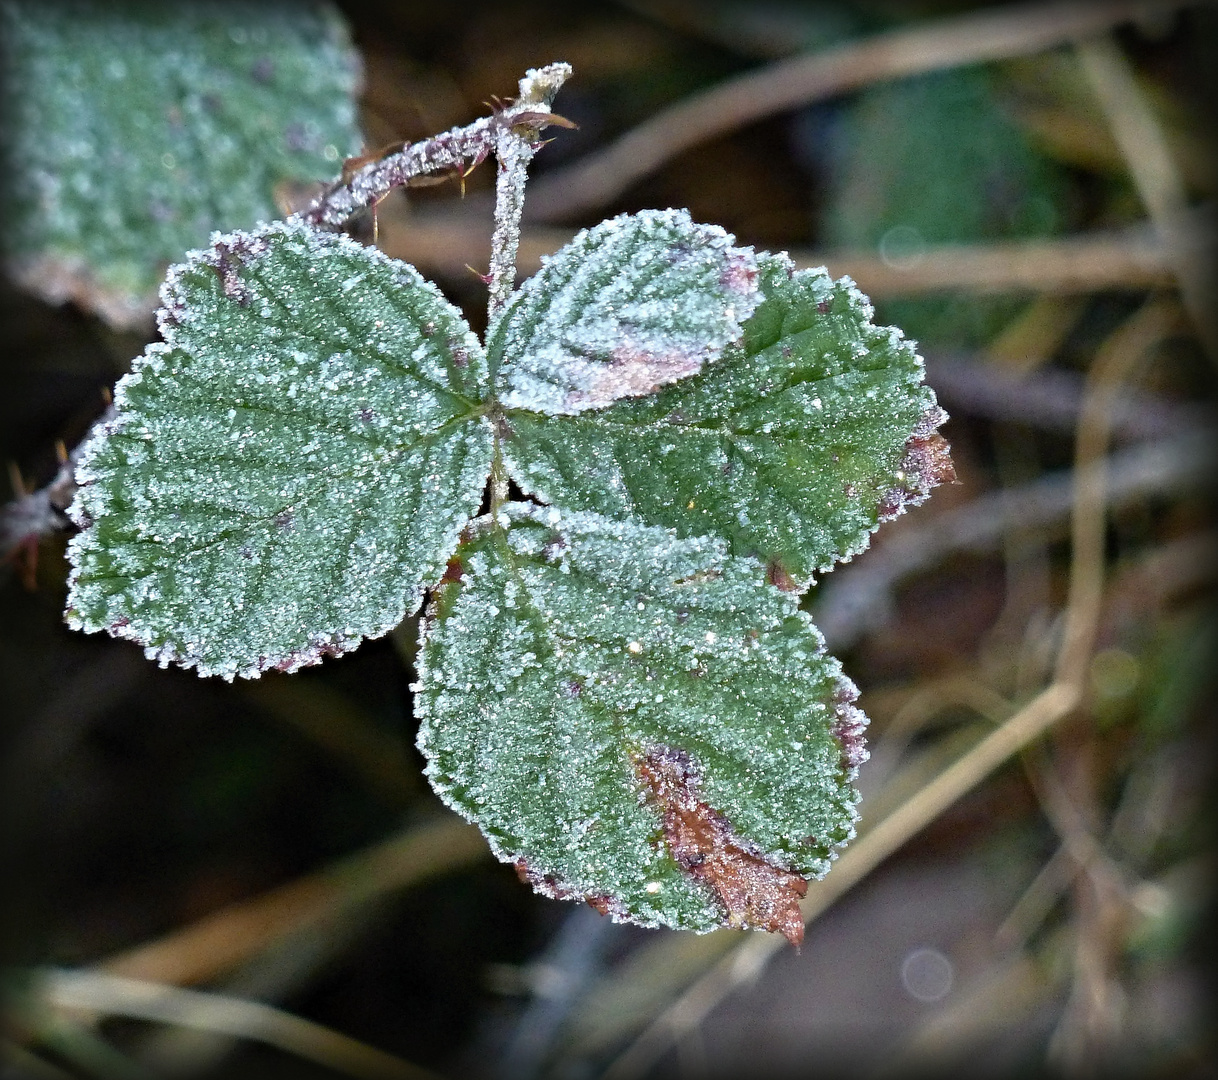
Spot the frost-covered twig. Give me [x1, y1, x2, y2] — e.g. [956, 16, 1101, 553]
[486, 64, 573, 319]
[295, 62, 571, 233]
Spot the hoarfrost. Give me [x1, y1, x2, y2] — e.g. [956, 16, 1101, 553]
[65, 220, 492, 679]
[492, 210, 761, 414]
[415, 503, 864, 934]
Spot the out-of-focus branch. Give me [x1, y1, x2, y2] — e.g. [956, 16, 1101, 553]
[380, 210, 1205, 296]
[97, 816, 486, 988]
[814, 425, 1214, 651]
[520, 0, 1191, 222]
[922, 353, 1212, 441]
[35, 970, 438, 1080]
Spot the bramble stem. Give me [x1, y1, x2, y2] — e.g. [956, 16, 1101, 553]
[295, 63, 571, 236]
[485, 64, 572, 320]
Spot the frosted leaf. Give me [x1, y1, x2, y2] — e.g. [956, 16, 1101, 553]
[416, 503, 865, 941]
[488, 209, 761, 414]
[65, 220, 492, 679]
[503, 254, 952, 590]
[0, 0, 362, 328]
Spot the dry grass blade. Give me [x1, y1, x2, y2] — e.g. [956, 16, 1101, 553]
[1076, 35, 1217, 360]
[38, 970, 439, 1080]
[379, 211, 1195, 297]
[522, 0, 1191, 221]
[598, 300, 1176, 1080]
[97, 817, 486, 987]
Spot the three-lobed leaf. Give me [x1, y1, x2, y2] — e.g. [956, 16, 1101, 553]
[66, 207, 949, 935]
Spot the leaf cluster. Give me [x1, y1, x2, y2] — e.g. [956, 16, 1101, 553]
[62, 185, 948, 937]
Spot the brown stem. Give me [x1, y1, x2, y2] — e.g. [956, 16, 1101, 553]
[296, 63, 571, 233]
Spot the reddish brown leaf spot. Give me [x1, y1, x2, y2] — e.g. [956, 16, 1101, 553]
[905, 431, 956, 488]
[719, 251, 758, 296]
[203, 233, 271, 306]
[877, 406, 953, 522]
[830, 682, 869, 775]
[438, 556, 464, 585]
[766, 560, 798, 593]
[636, 747, 808, 946]
[564, 343, 705, 412]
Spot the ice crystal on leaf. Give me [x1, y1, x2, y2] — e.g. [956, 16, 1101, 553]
[489, 209, 762, 414]
[65, 201, 950, 936]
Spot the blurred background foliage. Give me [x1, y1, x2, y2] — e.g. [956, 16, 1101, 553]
[1, 1, 1215, 1078]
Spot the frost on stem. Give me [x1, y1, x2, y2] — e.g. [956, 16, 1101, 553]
[297, 62, 572, 235]
[486, 63, 574, 319]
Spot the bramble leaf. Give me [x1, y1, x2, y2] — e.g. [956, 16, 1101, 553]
[416, 503, 867, 941]
[66, 220, 492, 679]
[488, 209, 762, 414]
[502, 253, 950, 589]
[0, 0, 362, 327]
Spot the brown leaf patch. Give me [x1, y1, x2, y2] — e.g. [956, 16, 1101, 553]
[563, 343, 706, 412]
[636, 746, 808, 945]
[878, 404, 954, 522]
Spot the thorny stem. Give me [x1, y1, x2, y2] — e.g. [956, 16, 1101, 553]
[486, 64, 572, 321]
[1, 404, 114, 562]
[295, 62, 571, 235]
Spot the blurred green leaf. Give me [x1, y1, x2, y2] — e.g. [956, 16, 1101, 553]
[822, 66, 1072, 345]
[0, 0, 362, 326]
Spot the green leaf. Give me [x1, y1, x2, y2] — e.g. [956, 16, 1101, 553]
[0, 0, 362, 327]
[502, 253, 949, 589]
[488, 209, 762, 414]
[416, 503, 866, 941]
[66, 220, 492, 679]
